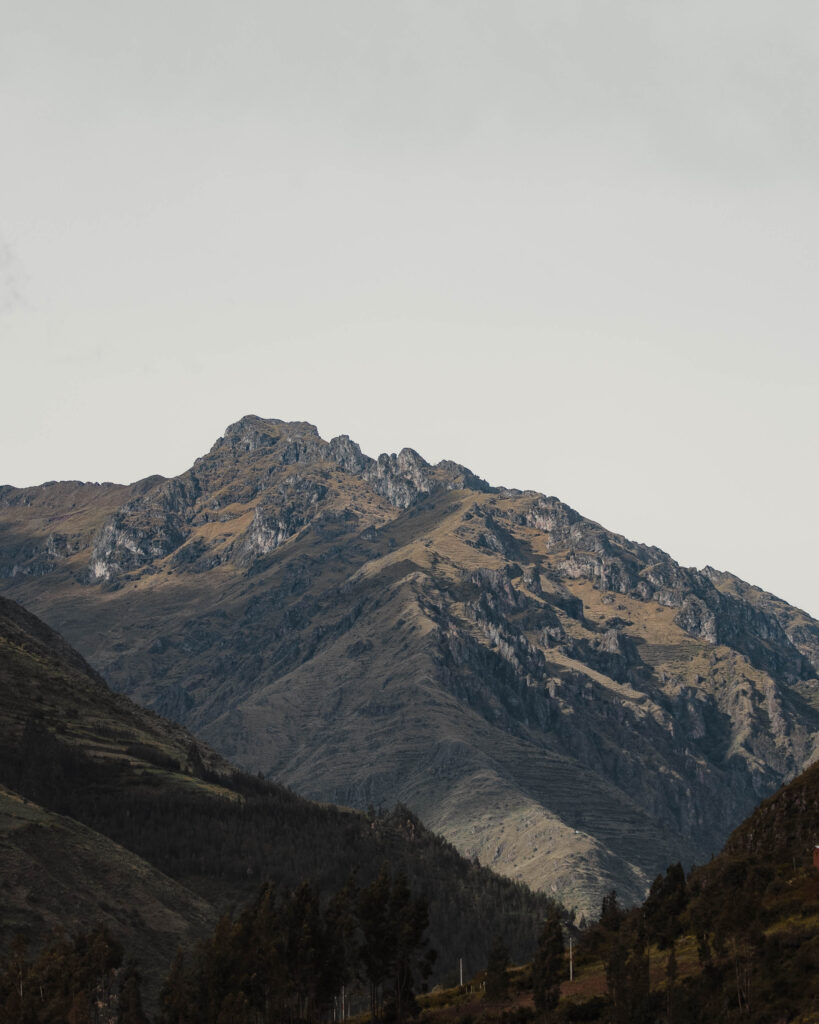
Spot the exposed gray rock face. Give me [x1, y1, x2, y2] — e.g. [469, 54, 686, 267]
[89, 478, 200, 582]
[231, 477, 328, 567]
[329, 430, 490, 508]
[328, 435, 435, 508]
[0, 532, 81, 579]
[84, 417, 493, 583]
[0, 481, 135, 580]
[221, 417, 290, 453]
[328, 434, 371, 475]
[368, 449, 431, 508]
[700, 566, 819, 676]
[512, 499, 812, 684]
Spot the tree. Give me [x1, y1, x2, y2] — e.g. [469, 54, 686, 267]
[0, 935, 29, 1023]
[322, 877, 358, 1011]
[606, 920, 650, 1024]
[153, 871, 436, 1024]
[117, 964, 150, 1024]
[158, 952, 199, 1024]
[358, 867, 394, 1019]
[531, 906, 564, 1018]
[644, 864, 686, 949]
[599, 890, 624, 932]
[665, 942, 678, 1024]
[389, 872, 436, 1023]
[358, 868, 435, 1022]
[484, 936, 510, 1003]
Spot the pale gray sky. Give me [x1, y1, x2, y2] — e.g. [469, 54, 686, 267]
[1, 1, 817, 616]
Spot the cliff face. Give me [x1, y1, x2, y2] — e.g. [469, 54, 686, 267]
[2, 415, 817, 915]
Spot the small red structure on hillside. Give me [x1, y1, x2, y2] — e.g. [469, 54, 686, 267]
[813, 845, 819, 870]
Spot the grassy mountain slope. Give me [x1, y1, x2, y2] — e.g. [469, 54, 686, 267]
[1, 416, 817, 916]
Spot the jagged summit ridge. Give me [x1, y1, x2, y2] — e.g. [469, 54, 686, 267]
[216, 414, 492, 507]
[84, 416, 492, 580]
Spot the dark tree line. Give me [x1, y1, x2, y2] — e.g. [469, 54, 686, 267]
[158, 869, 435, 1024]
[0, 869, 434, 1024]
[0, 925, 148, 1024]
[0, 718, 549, 987]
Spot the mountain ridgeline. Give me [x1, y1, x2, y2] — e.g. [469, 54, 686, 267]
[1, 415, 818, 915]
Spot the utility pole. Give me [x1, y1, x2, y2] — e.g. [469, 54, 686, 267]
[459, 957, 463, 987]
[569, 937, 573, 982]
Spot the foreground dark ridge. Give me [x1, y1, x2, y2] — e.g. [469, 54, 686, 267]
[0, 594, 550, 1006]
[1, 415, 818, 914]
[410, 757, 819, 1023]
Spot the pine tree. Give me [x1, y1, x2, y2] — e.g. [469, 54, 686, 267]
[158, 952, 198, 1024]
[117, 964, 150, 1024]
[606, 920, 650, 1024]
[531, 906, 564, 1018]
[484, 936, 510, 1003]
[665, 942, 678, 1024]
[644, 864, 687, 949]
[358, 867, 394, 1018]
[599, 890, 624, 932]
[322, 877, 357, 1010]
[389, 871, 436, 1023]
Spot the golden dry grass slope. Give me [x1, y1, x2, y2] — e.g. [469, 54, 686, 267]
[1, 415, 818, 917]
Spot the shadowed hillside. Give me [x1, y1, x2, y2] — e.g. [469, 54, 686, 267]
[0, 596, 552, 1005]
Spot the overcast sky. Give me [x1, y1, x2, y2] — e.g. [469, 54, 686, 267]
[1, 1, 817, 617]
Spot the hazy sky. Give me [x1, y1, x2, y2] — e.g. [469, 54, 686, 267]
[1, 2, 817, 617]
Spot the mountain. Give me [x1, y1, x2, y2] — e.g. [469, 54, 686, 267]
[0, 595, 551, 1005]
[2, 415, 818, 915]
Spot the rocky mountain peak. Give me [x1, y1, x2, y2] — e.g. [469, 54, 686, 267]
[207, 415, 324, 461]
[77, 418, 494, 581]
[328, 434, 369, 475]
[221, 414, 282, 451]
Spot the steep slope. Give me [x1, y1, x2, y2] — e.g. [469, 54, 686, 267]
[2, 415, 817, 915]
[0, 595, 549, 998]
[0, 595, 225, 1000]
[577, 755, 819, 1023]
[677, 761, 819, 1023]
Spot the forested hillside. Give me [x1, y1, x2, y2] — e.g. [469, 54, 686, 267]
[0, 596, 552, 1008]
